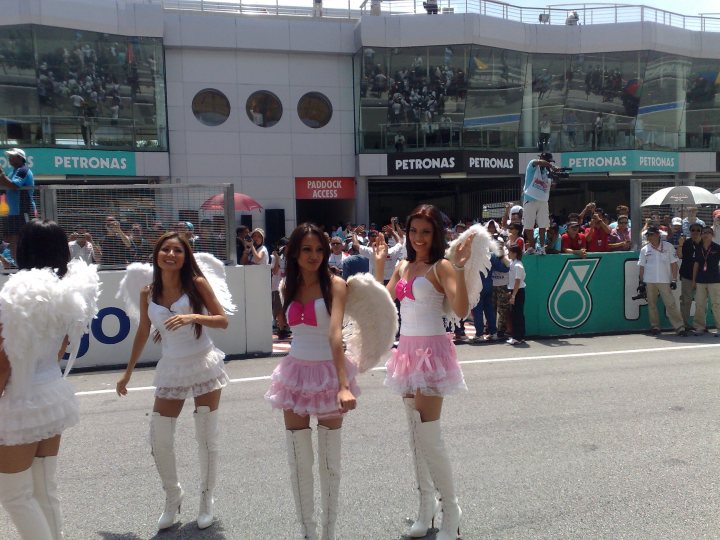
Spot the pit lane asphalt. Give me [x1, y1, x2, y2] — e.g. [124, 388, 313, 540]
[3, 332, 720, 539]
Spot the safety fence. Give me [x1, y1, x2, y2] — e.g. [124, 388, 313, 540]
[5, 183, 236, 269]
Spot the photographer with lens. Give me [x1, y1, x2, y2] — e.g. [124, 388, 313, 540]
[637, 226, 686, 337]
[522, 152, 570, 254]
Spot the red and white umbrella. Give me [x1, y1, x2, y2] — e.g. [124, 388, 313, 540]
[201, 192, 263, 212]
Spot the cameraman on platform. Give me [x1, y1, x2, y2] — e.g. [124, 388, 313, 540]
[522, 152, 566, 254]
[638, 225, 687, 336]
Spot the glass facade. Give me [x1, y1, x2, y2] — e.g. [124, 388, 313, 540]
[357, 45, 720, 154]
[0, 24, 167, 151]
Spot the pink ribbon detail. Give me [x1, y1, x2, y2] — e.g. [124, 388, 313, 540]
[288, 300, 318, 327]
[396, 278, 416, 301]
[415, 347, 433, 371]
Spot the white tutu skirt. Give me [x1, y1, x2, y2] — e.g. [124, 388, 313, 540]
[153, 344, 229, 400]
[0, 377, 79, 446]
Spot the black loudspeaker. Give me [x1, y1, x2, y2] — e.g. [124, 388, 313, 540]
[239, 214, 253, 230]
[265, 208, 285, 249]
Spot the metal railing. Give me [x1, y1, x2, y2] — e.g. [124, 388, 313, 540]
[163, 0, 360, 18]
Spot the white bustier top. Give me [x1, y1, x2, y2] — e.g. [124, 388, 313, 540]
[33, 345, 64, 384]
[397, 276, 447, 336]
[148, 294, 212, 357]
[288, 298, 332, 361]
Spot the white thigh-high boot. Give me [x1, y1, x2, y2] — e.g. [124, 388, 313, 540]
[317, 426, 341, 540]
[286, 428, 318, 540]
[403, 397, 439, 537]
[194, 406, 219, 530]
[150, 412, 184, 530]
[31, 456, 64, 539]
[0, 468, 53, 540]
[416, 420, 461, 540]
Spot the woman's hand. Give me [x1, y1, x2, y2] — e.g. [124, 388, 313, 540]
[116, 374, 131, 396]
[373, 232, 388, 262]
[509, 295, 516, 305]
[337, 387, 356, 413]
[454, 231, 476, 268]
[164, 314, 196, 331]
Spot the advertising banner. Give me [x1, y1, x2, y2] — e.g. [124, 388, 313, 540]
[560, 150, 678, 173]
[295, 177, 355, 199]
[1, 148, 137, 176]
[524, 251, 706, 336]
[387, 150, 518, 176]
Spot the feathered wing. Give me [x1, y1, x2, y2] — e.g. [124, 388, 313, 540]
[344, 273, 398, 373]
[116, 262, 154, 324]
[0, 261, 101, 394]
[195, 252, 236, 315]
[443, 224, 497, 326]
[60, 260, 102, 377]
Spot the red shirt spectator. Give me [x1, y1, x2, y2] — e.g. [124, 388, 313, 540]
[586, 226, 609, 252]
[562, 231, 586, 251]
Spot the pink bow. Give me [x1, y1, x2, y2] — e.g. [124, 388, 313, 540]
[288, 300, 317, 327]
[415, 347, 432, 371]
[396, 278, 415, 301]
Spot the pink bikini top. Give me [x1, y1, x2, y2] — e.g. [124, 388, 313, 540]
[395, 277, 416, 301]
[288, 300, 318, 327]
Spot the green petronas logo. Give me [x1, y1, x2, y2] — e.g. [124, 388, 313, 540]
[548, 258, 599, 329]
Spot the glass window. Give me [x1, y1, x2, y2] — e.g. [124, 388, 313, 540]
[192, 89, 230, 126]
[297, 92, 333, 128]
[246, 90, 282, 127]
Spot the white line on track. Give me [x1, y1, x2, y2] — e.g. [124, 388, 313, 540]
[74, 342, 720, 397]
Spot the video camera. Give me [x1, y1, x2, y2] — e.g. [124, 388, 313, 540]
[548, 167, 572, 181]
[632, 281, 647, 301]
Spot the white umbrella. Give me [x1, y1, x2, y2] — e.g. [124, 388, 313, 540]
[641, 185, 720, 207]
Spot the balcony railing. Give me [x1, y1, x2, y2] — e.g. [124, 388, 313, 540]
[161, 0, 720, 32]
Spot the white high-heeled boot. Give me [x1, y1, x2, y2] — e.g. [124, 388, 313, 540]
[286, 428, 318, 540]
[194, 406, 219, 530]
[403, 397, 439, 538]
[150, 412, 184, 530]
[416, 419, 461, 540]
[317, 425, 341, 540]
[31, 456, 64, 539]
[0, 468, 53, 540]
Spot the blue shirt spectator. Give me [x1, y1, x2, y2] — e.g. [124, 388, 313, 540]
[342, 254, 369, 279]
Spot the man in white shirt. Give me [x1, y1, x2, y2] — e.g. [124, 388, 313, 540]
[353, 228, 405, 284]
[68, 231, 100, 264]
[638, 226, 686, 336]
[328, 236, 346, 276]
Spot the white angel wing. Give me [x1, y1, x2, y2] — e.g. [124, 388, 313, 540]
[443, 224, 497, 326]
[60, 260, 101, 377]
[194, 252, 236, 315]
[116, 262, 153, 324]
[344, 273, 398, 373]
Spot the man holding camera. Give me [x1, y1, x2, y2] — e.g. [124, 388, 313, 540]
[637, 225, 686, 336]
[522, 152, 556, 254]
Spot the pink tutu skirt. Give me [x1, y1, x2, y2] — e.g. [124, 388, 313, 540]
[385, 333, 467, 396]
[265, 356, 361, 419]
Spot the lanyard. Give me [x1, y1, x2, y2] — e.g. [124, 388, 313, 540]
[701, 244, 713, 272]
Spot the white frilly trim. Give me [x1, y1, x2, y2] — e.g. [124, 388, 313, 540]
[443, 224, 497, 326]
[153, 345, 228, 399]
[0, 377, 79, 446]
[0, 260, 100, 399]
[343, 272, 398, 373]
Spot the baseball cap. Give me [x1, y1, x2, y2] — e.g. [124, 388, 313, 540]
[4, 148, 26, 161]
[540, 152, 555, 162]
[646, 225, 660, 235]
[671, 217, 682, 226]
[510, 205, 523, 215]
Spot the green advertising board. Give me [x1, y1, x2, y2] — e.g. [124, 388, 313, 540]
[560, 150, 678, 173]
[524, 252, 701, 336]
[1, 148, 136, 176]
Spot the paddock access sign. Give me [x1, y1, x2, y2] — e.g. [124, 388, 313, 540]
[1, 148, 137, 176]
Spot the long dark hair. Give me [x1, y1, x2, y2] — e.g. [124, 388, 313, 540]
[151, 232, 207, 340]
[405, 204, 447, 264]
[16, 219, 70, 277]
[281, 223, 333, 315]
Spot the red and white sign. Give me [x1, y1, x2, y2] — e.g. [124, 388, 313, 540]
[295, 177, 355, 200]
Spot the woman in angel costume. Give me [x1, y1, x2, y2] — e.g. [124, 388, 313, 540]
[116, 231, 235, 531]
[265, 222, 396, 540]
[375, 204, 494, 540]
[0, 219, 100, 540]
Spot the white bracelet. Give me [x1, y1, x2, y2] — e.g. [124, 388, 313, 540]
[452, 263, 465, 271]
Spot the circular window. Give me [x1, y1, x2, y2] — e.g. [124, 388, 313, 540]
[297, 92, 333, 128]
[191, 89, 230, 126]
[246, 91, 283, 128]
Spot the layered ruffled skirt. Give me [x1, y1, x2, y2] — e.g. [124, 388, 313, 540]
[0, 376, 79, 446]
[265, 356, 361, 419]
[385, 333, 467, 396]
[154, 344, 229, 399]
